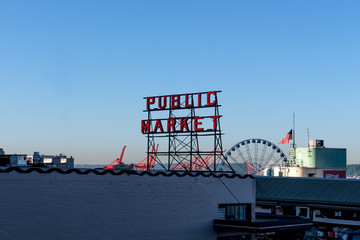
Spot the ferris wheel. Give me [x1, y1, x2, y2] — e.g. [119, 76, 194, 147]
[223, 138, 288, 175]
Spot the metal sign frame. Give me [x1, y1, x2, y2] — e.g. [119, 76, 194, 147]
[141, 91, 234, 172]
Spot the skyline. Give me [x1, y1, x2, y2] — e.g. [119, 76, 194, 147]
[1, 1, 359, 165]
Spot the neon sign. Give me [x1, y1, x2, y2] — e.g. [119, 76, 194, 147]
[141, 91, 221, 134]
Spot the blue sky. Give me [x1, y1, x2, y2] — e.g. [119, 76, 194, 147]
[0, 0, 359, 165]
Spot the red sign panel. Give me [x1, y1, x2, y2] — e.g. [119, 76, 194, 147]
[323, 170, 346, 179]
[145, 91, 217, 111]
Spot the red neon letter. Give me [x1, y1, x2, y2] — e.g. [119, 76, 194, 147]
[207, 91, 216, 106]
[210, 115, 220, 130]
[180, 118, 189, 132]
[197, 92, 201, 107]
[158, 96, 167, 110]
[146, 97, 155, 110]
[194, 116, 204, 131]
[185, 94, 193, 108]
[141, 120, 150, 133]
[153, 119, 164, 133]
[167, 118, 176, 132]
[171, 95, 180, 109]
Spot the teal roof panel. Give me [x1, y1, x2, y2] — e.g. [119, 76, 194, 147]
[256, 176, 360, 207]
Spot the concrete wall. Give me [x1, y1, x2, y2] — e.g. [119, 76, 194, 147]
[0, 169, 255, 240]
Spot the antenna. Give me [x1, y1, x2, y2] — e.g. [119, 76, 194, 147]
[307, 127, 312, 157]
[307, 127, 310, 146]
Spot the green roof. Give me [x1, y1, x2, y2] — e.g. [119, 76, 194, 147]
[256, 177, 360, 207]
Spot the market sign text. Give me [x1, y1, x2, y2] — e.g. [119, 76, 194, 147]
[141, 91, 220, 134]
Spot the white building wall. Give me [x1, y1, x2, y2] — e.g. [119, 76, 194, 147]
[9, 155, 27, 166]
[273, 166, 347, 178]
[273, 166, 307, 177]
[0, 170, 255, 240]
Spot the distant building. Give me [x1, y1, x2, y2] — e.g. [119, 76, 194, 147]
[0, 148, 74, 168]
[0, 148, 27, 167]
[273, 140, 346, 178]
[32, 152, 74, 168]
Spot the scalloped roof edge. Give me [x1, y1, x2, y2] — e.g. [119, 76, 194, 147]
[0, 167, 254, 179]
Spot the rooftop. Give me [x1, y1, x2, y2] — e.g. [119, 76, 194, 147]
[256, 176, 360, 207]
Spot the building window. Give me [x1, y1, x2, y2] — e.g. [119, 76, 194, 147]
[314, 210, 321, 217]
[298, 207, 309, 218]
[218, 204, 251, 222]
[335, 211, 342, 217]
[43, 157, 53, 164]
[218, 206, 226, 220]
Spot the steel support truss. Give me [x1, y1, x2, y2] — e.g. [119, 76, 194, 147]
[143, 91, 235, 173]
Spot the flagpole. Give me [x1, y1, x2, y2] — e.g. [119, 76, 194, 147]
[293, 112, 295, 148]
[293, 112, 296, 164]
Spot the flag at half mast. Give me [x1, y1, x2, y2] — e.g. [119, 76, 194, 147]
[279, 129, 293, 144]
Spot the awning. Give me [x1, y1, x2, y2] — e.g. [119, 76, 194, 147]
[214, 213, 313, 233]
